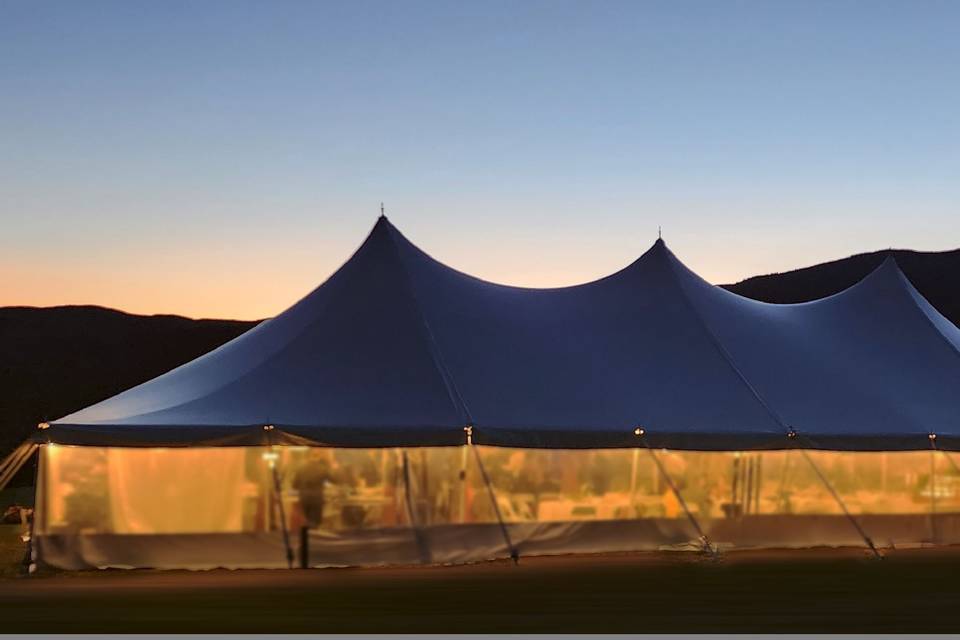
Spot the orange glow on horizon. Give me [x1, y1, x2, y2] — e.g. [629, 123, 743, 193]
[0, 225, 888, 321]
[0, 248, 754, 321]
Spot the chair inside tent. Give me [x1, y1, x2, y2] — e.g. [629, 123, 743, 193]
[22, 217, 960, 569]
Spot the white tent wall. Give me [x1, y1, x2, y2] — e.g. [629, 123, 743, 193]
[34, 444, 960, 570]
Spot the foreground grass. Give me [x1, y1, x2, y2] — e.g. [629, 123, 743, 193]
[0, 525, 25, 577]
[0, 545, 958, 632]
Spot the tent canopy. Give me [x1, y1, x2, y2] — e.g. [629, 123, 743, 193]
[48, 218, 960, 450]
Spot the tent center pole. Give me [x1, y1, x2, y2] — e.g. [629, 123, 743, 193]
[469, 437, 519, 564]
[641, 443, 716, 555]
[798, 449, 881, 559]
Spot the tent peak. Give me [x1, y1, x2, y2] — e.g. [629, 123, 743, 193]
[647, 236, 671, 259]
[872, 252, 908, 281]
[880, 251, 900, 269]
[368, 213, 401, 243]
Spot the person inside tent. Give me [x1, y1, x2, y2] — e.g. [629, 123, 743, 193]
[292, 450, 336, 530]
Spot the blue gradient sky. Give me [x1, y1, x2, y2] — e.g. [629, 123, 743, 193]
[2, 0, 958, 319]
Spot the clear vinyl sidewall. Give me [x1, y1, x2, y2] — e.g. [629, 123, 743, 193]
[34, 444, 958, 570]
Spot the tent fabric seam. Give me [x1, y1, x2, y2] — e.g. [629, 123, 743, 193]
[664, 250, 791, 435]
[383, 220, 474, 428]
[895, 266, 960, 364]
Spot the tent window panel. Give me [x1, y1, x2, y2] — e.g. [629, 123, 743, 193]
[275, 447, 408, 532]
[37, 445, 960, 537]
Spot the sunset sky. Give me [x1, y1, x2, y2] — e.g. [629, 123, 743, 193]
[2, 0, 958, 320]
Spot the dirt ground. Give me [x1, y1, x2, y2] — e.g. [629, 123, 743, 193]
[0, 545, 959, 632]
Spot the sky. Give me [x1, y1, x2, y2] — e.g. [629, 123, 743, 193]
[1, 0, 958, 320]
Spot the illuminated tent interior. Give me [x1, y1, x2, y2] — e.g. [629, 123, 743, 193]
[12, 217, 960, 569]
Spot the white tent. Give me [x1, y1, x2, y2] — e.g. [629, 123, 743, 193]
[10, 218, 960, 569]
[45, 216, 960, 450]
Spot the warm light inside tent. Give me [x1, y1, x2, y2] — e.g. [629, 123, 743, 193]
[33, 445, 960, 569]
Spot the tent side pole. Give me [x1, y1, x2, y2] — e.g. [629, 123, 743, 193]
[799, 449, 881, 559]
[730, 455, 740, 517]
[928, 435, 943, 543]
[629, 448, 639, 513]
[754, 454, 762, 514]
[19, 444, 43, 575]
[268, 451, 294, 569]
[930, 447, 938, 543]
[642, 443, 715, 555]
[458, 444, 469, 524]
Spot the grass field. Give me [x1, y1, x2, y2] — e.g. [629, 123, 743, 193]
[1, 535, 960, 633]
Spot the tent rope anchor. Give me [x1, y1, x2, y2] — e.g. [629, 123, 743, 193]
[793, 429, 881, 559]
[635, 428, 717, 557]
[468, 426, 519, 564]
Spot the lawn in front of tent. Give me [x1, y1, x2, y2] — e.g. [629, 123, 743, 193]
[0, 523, 958, 634]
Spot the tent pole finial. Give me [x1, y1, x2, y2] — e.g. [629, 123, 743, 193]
[380, 202, 385, 218]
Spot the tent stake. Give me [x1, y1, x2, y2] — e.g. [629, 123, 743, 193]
[471, 442, 519, 564]
[642, 443, 716, 555]
[799, 449, 881, 559]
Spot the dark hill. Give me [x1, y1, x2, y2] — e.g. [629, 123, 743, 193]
[723, 247, 960, 327]
[0, 306, 256, 482]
